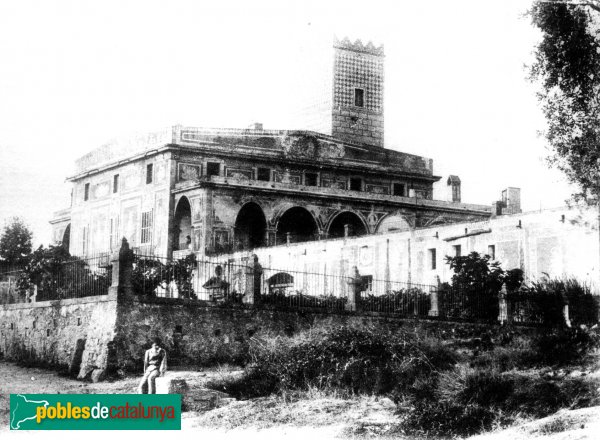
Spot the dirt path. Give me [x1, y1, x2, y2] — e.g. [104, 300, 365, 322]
[3, 360, 597, 440]
[0, 361, 357, 439]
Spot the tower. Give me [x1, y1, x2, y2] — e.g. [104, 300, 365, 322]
[331, 37, 385, 148]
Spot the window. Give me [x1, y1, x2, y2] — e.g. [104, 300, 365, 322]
[354, 88, 364, 107]
[453, 244, 462, 257]
[113, 174, 119, 193]
[84, 183, 90, 201]
[207, 162, 220, 177]
[393, 183, 406, 197]
[257, 167, 271, 181]
[488, 245, 496, 260]
[146, 164, 153, 184]
[350, 177, 362, 191]
[141, 211, 153, 244]
[428, 248, 437, 270]
[82, 226, 88, 255]
[304, 172, 318, 186]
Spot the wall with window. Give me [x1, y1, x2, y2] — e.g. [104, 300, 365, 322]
[221, 206, 599, 293]
[174, 152, 432, 200]
[65, 152, 173, 257]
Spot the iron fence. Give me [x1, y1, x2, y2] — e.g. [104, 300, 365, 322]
[133, 253, 351, 310]
[437, 282, 500, 322]
[360, 278, 436, 316]
[132, 251, 445, 315]
[0, 269, 24, 305]
[0, 254, 111, 304]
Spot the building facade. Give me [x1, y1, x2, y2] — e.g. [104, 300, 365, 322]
[50, 39, 492, 259]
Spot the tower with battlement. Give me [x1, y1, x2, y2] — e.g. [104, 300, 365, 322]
[332, 37, 384, 148]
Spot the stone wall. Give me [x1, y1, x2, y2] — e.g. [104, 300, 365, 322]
[0, 296, 118, 381]
[112, 296, 540, 373]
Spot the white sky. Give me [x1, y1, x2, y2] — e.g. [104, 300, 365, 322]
[0, 0, 575, 246]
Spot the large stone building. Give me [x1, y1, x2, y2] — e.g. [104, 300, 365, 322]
[50, 38, 492, 259]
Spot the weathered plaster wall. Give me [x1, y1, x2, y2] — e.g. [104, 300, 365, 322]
[0, 296, 118, 380]
[66, 151, 173, 258]
[216, 206, 600, 293]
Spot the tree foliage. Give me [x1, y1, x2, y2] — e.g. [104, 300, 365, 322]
[17, 245, 111, 301]
[530, 1, 600, 202]
[0, 217, 33, 266]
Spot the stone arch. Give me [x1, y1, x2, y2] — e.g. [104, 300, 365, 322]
[376, 213, 412, 234]
[327, 211, 368, 238]
[423, 215, 449, 228]
[275, 206, 319, 244]
[234, 202, 267, 250]
[174, 196, 192, 251]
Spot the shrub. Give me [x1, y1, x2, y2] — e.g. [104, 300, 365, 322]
[207, 327, 457, 399]
[131, 254, 197, 299]
[16, 245, 111, 300]
[260, 291, 347, 310]
[532, 326, 600, 366]
[443, 252, 504, 322]
[509, 277, 599, 327]
[361, 287, 430, 315]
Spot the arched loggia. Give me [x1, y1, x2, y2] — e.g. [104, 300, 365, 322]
[234, 202, 267, 250]
[328, 211, 367, 238]
[276, 207, 319, 244]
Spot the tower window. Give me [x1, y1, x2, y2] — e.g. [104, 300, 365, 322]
[257, 167, 271, 181]
[113, 174, 119, 193]
[207, 162, 220, 177]
[84, 183, 90, 201]
[146, 164, 153, 184]
[488, 245, 496, 260]
[354, 88, 364, 107]
[349, 177, 362, 191]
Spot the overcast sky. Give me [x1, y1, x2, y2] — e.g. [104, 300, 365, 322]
[0, 0, 575, 246]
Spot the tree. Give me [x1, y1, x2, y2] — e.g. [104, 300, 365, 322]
[443, 252, 506, 321]
[530, 1, 600, 202]
[0, 217, 33, 266]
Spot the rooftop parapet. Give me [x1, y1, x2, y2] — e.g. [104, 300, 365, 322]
[73, 126, 435, 178]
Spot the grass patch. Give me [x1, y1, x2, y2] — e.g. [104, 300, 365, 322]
[205, 325, 600, 437]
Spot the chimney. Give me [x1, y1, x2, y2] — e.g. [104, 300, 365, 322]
[502, 187, 521, 214]
[447, 175, 461, 203]
[492, 187, 522, 216]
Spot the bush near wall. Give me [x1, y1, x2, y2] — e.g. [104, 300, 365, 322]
[508, 277, 599, 327]
[361, 288, 430, 315]
[16, 245, 111, 301]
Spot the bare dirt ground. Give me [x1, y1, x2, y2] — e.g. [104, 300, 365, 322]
[1, 360, 599, 440]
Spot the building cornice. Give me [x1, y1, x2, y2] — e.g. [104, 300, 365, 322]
[172, 177, 491, 216]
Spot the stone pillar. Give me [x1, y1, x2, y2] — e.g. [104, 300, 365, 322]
[344, 224, 350, 238]
[242, 255, 262, 306]
[498, 283, 510, 325]
[109, 238, 134, 299]
[428, 275, 440, 317]
[286, 232, 292, 245]
[346, 266, 362, 312]
[561, 290, 571, 328]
